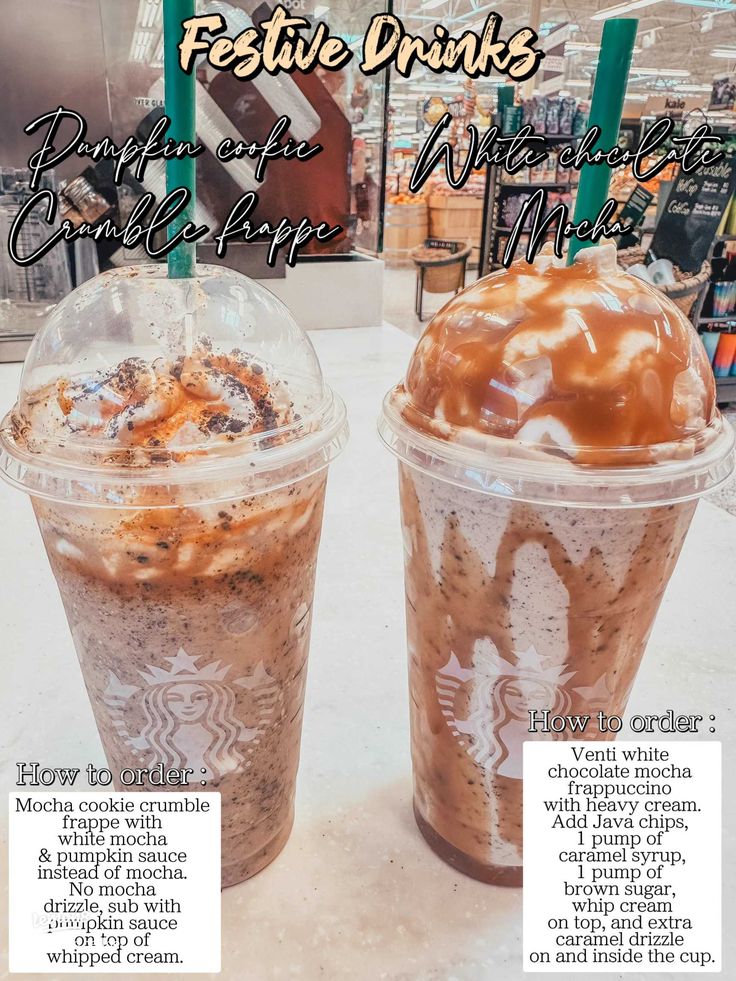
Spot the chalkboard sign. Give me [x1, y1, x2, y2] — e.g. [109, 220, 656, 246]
[620, 184, 654, 229]
[649, 158, 736, 273]
[617, 184, 654, 249]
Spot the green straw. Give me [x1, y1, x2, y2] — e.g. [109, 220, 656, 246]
[567, 18, 638, 265]
[498, 85, 516, 112]
[163, 0, 196, 279]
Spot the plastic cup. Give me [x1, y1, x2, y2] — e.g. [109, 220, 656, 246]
[0, 264, 348, 887]
[379, 245, 734, 886]
[701, 330, 721, 364]
[714, 331, 736, 377]
[646, 257, 676, 287]
[626, 262, 653, 283]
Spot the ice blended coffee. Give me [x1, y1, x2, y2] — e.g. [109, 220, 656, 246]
[0, 264, 348, 887]
[379, 244, 734, 886]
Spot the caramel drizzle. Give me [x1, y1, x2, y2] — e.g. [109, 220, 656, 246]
[401, 467, 694, 860]
[405, 262, 714, 453]
[55, 350, 285, 450]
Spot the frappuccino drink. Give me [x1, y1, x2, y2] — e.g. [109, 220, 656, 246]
[380, 245, 734, 885]
[0, 265, 347, 887]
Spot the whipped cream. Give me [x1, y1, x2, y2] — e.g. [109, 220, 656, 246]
[19, 344, 293, 459]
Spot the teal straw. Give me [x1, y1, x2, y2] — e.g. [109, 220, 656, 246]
[567, 19, 638, 265]
[498, 85, 516, 112]
[163, 0, 196, 279]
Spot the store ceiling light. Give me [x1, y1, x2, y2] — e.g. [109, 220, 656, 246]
[629, 67, 691, 76]
[142, 1, 160, 30]
[422, 0, 450, 8]
[675, 0, 736, 7]
[592, 0, 664, 22]
[566, 41, 642, 53]
[701, 7, 735, 25]
[711, 48, 736, 57]
[459, 4, 496, 26]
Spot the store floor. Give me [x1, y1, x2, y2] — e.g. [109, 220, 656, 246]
[383, 264, 475, 336]
[382, 264, 736, 518]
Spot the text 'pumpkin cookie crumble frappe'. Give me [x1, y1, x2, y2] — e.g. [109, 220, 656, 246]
[0, 264, 348, 888]
[379, 244, 734, 886]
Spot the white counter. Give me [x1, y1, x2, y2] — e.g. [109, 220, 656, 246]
[0, 325, 734, 981]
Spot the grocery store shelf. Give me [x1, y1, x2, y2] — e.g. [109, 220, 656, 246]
[498, 182, 572, 190]
[716, 376, 736, 402]
[517, 132, 580, 141]
[699, 315, 736, 323]
[479, 125, 581, 274]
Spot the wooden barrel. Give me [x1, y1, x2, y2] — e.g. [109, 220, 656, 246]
[429, 194, 484, 267]
[382, 203, 429, 266]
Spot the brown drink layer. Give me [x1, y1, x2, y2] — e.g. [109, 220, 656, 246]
[34, 475, 326, 887]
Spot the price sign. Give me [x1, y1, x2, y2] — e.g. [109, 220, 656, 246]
[649, 158, 736, 272]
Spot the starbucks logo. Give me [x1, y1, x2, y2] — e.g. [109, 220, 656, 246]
[103, 647, 280, 780]
[436, 638, 610, 780]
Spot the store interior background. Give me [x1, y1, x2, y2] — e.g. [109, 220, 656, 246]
[382, 0, 736, 334]
[1, 0, 736, 513]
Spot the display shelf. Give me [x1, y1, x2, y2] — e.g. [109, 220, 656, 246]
[491, 224, 557, 235]
[693, 222, 736, 400]
[716, 376, 736, 401]
[479, 124, 582, 274]
[498, 181, 572, 190]
[519, 132, 580, 141]
[688, 221, 736, 403]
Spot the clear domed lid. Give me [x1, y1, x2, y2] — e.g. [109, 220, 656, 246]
[1, 264, 347, 505]
[380, 246, 734, 506]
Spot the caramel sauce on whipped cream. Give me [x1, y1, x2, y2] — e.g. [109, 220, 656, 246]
[399, 246, 716, 465]
[12, 342, 315, 578]
[15, 342, 292, 462]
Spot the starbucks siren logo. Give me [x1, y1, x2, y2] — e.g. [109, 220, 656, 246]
[103, 647, 280, 779]
[436, 638, 608, 779]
